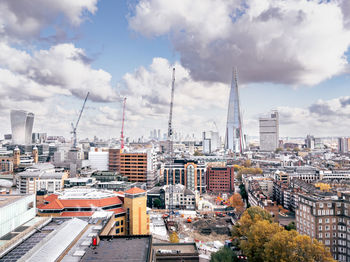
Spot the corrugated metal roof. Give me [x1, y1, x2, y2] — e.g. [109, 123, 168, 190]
[21, 218, 88, 262]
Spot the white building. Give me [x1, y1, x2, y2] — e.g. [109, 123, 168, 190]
[88, 150, 109, 171]
[10, 110, 34, 145]
[16, 163, 68, 194]
[259, 111, 279, 152]
[164, 184, 199, 210]
[202, 131, 220, 154]
[0, 194, 36, 238]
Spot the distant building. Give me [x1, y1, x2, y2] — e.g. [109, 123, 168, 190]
[202, 131, 220, 154]
[88, 150, 109, 171]
[10, 110, 34, 145]
[338, 137, 350, 153]
[305, 135, 315, 150]
[259, 111, 279, 152]
[16, 163, 68, 194]
[108, 149, 157, 188]
[206, 166, 235, 193]
[163, 159, 206, 193]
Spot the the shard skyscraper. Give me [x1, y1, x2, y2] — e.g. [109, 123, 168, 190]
[225, 68, 244, 153]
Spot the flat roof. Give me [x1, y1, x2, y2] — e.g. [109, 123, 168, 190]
[81, 236, 152, 262]
[0, 195, 28, 208]
[153, 243, 198, 254]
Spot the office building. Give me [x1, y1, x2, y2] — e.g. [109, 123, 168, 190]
[10, 110, 34, 145]
[16, 163, 68, 194]
[225, 69, 244, 153]
[163, 159, 206, 193]
[202, 131, 220, 154]
[89, 150, 109, 171]
[206, 166, 235, 193]
[338, 137, 350, 153]
[259, 111, 279, 151]
[108, 149, 157, 188]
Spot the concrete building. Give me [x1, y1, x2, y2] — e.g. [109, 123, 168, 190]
[259, 111, 279, 152]
[16, 163, 68, 194]
[88, 150, 109, 171]
[163, 159, 206, 193]
[0, 194, 36, 239]
[206, 166, 235, 193]
[164, 184, 198, 210]
[338, 137, 350, 153]
[10, 110, 34, 145]
[108, 149, 157, 188]
[202, 131, 220, 154]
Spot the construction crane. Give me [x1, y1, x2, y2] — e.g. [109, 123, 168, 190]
[168, 68, 175, 219]
[120, 97, 127, 151]
[71, 92, 89, 149]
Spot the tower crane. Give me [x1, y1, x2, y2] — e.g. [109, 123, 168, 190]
[120, 97, 127, 151]
[168, 68, 175, 218]
[71, 92, 89, 149]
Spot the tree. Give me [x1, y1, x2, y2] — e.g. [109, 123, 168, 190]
[153, 198, 162, 208]
[285, 221, 296, 231]
[170, 231, 179, 243]
[240, 220, 282, 262]
[243, 159, 251, 167]
[193, 150, 203, 156]
[229, 193, 245, 217]
[275, 147, 283, 153]
[231, 207, 335, 262]
[264, 231, 334, 262]
[239, 184, 248, 205]
[210, 247, 238, 262]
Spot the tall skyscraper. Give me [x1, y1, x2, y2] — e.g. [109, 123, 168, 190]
[259, 111, 279, 151]
[225, 68, 244, 153]
[10, 110, 34, 145]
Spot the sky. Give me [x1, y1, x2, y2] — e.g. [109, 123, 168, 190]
[1, 0, 350, 141]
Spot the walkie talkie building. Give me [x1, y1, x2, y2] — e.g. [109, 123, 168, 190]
[10, 110, 34, 145]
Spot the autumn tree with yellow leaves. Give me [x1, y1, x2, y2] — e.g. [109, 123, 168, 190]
[228, 193, 245, 217]
[232, 207, 335, 262]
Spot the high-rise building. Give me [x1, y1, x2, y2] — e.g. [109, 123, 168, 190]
[163, 159, 206, 194]
[10, 110, 34, 145]
[259, 111, 279, 151]
[337, 137, 350, 153]
[203, 131, 220, 153]
[225, 68, 244, 153]
[305, 135, 315, 150]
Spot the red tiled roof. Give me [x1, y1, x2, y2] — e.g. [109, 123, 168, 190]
[39, 194, 123, 210]
[60, 211, 94, 217]
[39, 199, 64, 210]
[125, 187, 146, 194]
[109, 207, 126, 214]
[44, 194, 58, 202]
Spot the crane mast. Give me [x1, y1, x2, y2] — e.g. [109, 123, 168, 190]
[120, 97, 127, 151]
[71, 92, 89, 149]
[168, 68, 175, 218]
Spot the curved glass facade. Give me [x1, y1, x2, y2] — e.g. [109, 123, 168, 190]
[10, 110, 34, 145]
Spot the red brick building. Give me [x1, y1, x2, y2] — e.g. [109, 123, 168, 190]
[206, 166, 235, 193]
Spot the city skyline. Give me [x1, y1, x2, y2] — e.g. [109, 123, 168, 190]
[1, 1, 350, 140]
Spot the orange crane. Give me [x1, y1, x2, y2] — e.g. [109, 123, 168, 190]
[120, 97, 127, 150]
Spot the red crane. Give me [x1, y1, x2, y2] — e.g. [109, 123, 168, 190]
[120, 97, 127, 150]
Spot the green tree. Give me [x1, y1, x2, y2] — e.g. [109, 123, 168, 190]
[285, 221, 296, 231]
[239, 184, 248, 205]
[153, 198, 162, 208]
[210, 247, 238, 262]
[275, 147, 283, 153]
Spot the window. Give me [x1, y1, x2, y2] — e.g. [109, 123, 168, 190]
[121, 220, 124, 225]
[319, 218, 322, 223]
[319, 203, 324, 208]
[121, 227, 124, 233]
[116, 221, 120, 226]
[116, 228, 120, 234]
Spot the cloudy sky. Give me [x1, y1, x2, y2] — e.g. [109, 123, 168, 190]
[1, 0, 350, 141]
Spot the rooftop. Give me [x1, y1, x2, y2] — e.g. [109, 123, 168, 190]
[0, 195, 28, 208]
[125, 187, 146, 195]
[81, 236, 152, 262]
